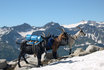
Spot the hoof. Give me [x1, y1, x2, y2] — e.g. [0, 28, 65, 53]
[18, 63, 21, 68]
[69, 52, 71, 55]
[37, 65, 40, 67]
[26, 62, 29, 64]
[18, 65, 21, 68]
[37, 64, 43, 67]
[53, 57, 57, 59]
[40, 64, 43, 66]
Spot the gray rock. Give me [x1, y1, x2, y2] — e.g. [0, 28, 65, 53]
[79, 51, 90, 56]
[86, 45, 102, 53]
[7, 61, 17, 70]
[14, 55, 38, 70]
[0, 59, 7, 69]
[73, 48, 84, 56]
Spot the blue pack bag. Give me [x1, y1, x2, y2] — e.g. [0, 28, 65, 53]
[27, 41, 34, 44]
[31, 35, 38, 41]
[25, 34, 43, 45]
[25, 34, 31, 41]
[37, 36, 43, 42]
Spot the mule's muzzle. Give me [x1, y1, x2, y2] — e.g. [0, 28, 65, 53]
[84, 33, 86, 36]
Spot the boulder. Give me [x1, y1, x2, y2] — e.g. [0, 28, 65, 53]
[99, 47, 104, 51]
[85, 45, 103, 53]
[7, 60, 17, 70]
[72, 48, 84, 56]
[0, 59, 7, 69]
[14, 55, 37, 70]
[79, 51, 90, 56]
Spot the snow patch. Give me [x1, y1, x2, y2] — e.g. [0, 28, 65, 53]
[98, 22, 104, 24]
[75, 44, 85, 47]
[86, 33, 102, 44]
[38, 28, 46, 31]
[87, 33, 98, 42]
[18, 30, 35, 37]
[85, 42, 91, 45]
[18, 28, 46, 37]
[0, 28, 11, 37]
[52, 23, 55, 25]
[98, 40, 102, 44]
[6, 41, 8, 43]
[62, 21, 87, 28]
[89, 23, 94, 26]
[30, 50, 104, 70]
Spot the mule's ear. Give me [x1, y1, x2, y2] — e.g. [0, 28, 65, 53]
[57, 27, 65, 33]
[41, 36, 45, 40]
[77, 26, 82, 30]
[47, 32, 50, 37]
[47, 35, 51, 39]
[42, 32, 46, 37]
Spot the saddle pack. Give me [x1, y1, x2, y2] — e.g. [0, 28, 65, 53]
[25, 34, 43, 45]
[47, 37, 54, 48]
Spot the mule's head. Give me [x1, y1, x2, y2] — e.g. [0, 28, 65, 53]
[58, 27, 68, 40]
[61, 32, 68, 39]
[77, 27, 86, 36]
[41, 32, 51, 45]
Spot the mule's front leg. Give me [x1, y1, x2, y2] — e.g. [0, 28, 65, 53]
[37, 54, 43, 67]
[52, 51, 57, 59]
[69, 48, 72, 55]
[22, 54, 29, 64]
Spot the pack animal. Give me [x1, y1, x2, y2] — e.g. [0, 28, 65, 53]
[45, 28, 68, 59]
[16, 28, 68, 67]
[60, 27, 86, 54]
[16, 35, 51, 67]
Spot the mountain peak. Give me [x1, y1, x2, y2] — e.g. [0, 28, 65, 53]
[19, 23, 31, 27]
[87, 20, 96, 24]
[43, 22, 60, 28]
[13, 23, 33, 32]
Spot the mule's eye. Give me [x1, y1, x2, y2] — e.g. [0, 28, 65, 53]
[81, 30, 83, 32]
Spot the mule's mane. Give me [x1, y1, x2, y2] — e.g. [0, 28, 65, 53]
[56, 33, 64, 42]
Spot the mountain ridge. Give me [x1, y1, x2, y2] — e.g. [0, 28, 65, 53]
[0, 20, 104, 61]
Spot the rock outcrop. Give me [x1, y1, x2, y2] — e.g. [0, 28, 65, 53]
[71, 45, 104, 57]
[86, 45, 104, 53]
[0, 59, 7, 69]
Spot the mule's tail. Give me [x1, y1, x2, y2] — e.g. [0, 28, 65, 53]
[16, 41, 21, 45]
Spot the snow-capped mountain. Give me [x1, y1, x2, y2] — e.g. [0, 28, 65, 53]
[0, 20, 104, 61]
[62, 20, 104, 48]
[0, 22, 62, 61]
[62, 20, 88, 28]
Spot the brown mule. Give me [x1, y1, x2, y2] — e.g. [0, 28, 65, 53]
[51, 28, 68, 59]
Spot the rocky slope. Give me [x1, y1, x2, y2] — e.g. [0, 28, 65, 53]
[4, 45, 103, 70]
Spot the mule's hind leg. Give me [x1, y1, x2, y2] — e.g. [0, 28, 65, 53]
[22, 54, 29, 64]
[69, 47, 72, 55]
[18, 52, 22, 67]
[37, 54, 43, 67]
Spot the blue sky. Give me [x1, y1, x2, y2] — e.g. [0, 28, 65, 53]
[0, 0, 104, 27]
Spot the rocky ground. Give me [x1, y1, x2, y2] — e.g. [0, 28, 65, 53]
[0, 45, 104, 70]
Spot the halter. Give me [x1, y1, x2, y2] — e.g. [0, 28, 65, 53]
[71, 35, 77, 40]
[57, 37, 60, 42]
[74, 35, 78, 40]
